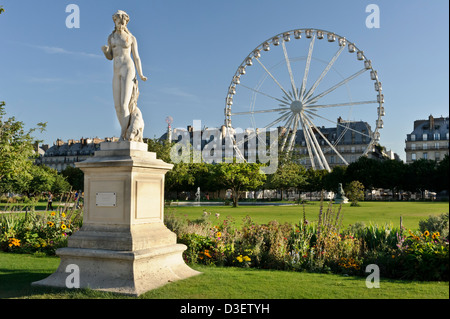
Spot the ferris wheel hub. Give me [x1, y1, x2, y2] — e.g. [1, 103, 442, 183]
[290, 100, 304, 113]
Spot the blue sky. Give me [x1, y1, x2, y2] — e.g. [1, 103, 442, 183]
[0, 0, 448, 161]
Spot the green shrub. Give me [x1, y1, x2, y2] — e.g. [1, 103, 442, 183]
[419, 213, 449, 240]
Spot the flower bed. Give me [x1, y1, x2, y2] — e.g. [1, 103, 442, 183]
[0, 208, 82, 256]
[1, 200, 448, 281]
[165, 202, 449, 281]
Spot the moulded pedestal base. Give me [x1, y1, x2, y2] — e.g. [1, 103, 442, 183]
[32, 243, 200, 296]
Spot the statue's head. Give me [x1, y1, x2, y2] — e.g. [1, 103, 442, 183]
[112, 10, 129, 31]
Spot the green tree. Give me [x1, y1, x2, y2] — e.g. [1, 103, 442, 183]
[323, 165, 347, 192]
[61, 166, 84, 192]
[345, 156, 381, 191]
[378, 159, 407, 199]
[435, 154, 449, 193]
[147, 138, 173, 163]
[165, 162, 197, 199]
[345, 180, 365, 206]
[27, 165, 56, 195]
[52, 173, 71, 194]
[0, 101, 46, 193]
[267, 162, 307, 200]
[405, 159, 437, 197]
[304, 168, 328, 198]
[214, 162, 266, 207]
[188, 163, 219, 195]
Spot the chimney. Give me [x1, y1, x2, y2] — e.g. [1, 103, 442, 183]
[429, 115, 434, 130]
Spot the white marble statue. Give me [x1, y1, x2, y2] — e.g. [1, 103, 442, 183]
[102, 10, 147, 142]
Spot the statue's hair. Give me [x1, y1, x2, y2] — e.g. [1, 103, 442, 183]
[112, 10, 129, 23]
[112, 10, 132, 41]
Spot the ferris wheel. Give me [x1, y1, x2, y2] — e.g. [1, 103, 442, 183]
[224, 28, 384, 172]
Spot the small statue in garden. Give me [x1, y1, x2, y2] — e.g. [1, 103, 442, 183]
[334, 183, 348, 204]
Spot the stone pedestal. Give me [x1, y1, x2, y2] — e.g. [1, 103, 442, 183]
[32, 141, 200, 296]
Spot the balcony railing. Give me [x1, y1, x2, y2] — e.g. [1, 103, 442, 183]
[405, 144, 450, 151]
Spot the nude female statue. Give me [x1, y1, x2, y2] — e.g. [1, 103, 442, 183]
[102, 10, 147, 141]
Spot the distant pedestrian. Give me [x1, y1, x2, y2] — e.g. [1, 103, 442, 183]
[75, 190, 82, 208]
[47, 192, 54, 211]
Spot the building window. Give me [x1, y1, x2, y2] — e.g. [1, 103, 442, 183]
[412, 153, 416, 161]
[411, 134, 416, 141]
[436, 152, 441, 161]
[434, 133, 441, 140]
[435, 142, 440, 150]
[423, 143, 428, 150]
[411, 144, 416, 150]
[423, 152, 428, 160]
[423, 134, 428, 141]
[330, 155, 335, 164]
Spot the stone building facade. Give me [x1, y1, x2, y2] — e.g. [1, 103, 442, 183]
[36, 137, 118, 171]
[405, 115, 449, 164]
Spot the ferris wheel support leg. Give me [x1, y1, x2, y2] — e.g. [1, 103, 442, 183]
[301, 114, 330, 171]
[303, 113, 349, 166]
[300, 114, 325, 170]
[280, 114, 295, 153]
[286, 114, 300, 155]
[296, 114, 315, 170]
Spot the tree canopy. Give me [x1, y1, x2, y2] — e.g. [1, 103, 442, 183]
[1, 102, 46, 191]
[213, 162, 266, 207]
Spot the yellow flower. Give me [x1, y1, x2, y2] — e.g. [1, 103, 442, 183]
[51, 212, 56, 216]
[436, 232, 440, 237]
[8, 238, 21, 247]
[61, 224, 67, 230]
[204, 249, 212, 258]
[61, 213, 66, 218]
[47, 221, 55, 227]
[392, 255, 395, 259]
[236, 255, 243, 263]
[216, 232, 222, 238]
[423, 231, 430, 237]
[243, 256, 251, 262]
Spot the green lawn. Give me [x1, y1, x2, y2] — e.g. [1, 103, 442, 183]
[0, 252, 448, 299]
[165, 201, 449, 230]
[0, 202, 65, 212]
